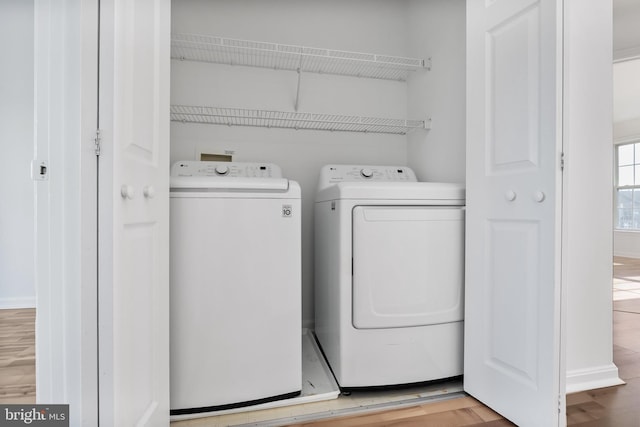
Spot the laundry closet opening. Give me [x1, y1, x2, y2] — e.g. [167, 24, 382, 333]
[168, 0, 467, 423]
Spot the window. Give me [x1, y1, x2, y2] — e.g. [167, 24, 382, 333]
[616, 142, 640, 230]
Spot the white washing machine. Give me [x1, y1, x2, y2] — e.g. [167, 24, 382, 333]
[170, 161, 301, 416]
[314, 164, 465, 388]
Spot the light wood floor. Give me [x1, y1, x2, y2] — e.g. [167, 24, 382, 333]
[2, 257, 640, 426]
[0, 307, 35, 404]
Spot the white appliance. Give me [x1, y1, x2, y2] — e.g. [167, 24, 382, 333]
[170, 161, 301, 415]
[314, 164, 465, 388]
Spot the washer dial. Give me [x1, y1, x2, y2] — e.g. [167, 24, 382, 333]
[360, 168, 374, 178]
[215, 165, 229, 176]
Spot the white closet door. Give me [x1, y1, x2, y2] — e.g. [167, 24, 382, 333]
[465, 0, 565, 426]
[98, 0, 171, 425]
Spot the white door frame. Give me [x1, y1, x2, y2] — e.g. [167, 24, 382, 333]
[562, 0, 621, 394]
[34, 0, 99, 424]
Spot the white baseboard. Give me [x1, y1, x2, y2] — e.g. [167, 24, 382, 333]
[566, 364, 625, 394]
[0, 297, 36, 309]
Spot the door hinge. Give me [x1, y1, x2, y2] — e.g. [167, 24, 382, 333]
[94, 129, 101, 156]
[560, 152, 565, 171]
[558, 395, 562, 414]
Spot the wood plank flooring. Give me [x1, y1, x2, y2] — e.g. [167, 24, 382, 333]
[286, 396, 514, 427]
[2, 257, 640, 425]
[0, 308, 35, 404]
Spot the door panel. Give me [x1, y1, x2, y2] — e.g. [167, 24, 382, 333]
[485, 220, 539, 387]
[466, 0, 564, 425]
[487, 5, 540, 173]
[352, 206, 464, 329]
[99, 0, 170, 425]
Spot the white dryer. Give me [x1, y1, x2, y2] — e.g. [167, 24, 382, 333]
[170, 161, 301, 416]
[314, 164, 465, 388]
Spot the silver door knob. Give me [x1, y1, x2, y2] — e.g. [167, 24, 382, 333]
[143, 185, 155, 199]
[120, 185, 135, 199]
[505, 190, 517, 201]
[535, 191, 546, 203]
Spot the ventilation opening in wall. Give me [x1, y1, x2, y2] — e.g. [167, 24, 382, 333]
[200, 153, 232, 162]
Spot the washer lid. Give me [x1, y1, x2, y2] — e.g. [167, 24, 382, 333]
[316, 181, 465, 203]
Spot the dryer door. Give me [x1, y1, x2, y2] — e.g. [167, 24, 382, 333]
[352, 206, 464, 329]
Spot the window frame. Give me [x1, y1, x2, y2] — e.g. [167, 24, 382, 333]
[615, 140, 640, 230]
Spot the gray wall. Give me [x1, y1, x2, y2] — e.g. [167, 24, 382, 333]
[0, 0, 35, 308]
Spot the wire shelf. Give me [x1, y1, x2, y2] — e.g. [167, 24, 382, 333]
[171, 33, 428, 81]
[170, 105, 428, 135]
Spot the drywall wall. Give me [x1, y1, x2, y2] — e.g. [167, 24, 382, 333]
[0, 0, 36, 308]
[613, 59, 640, 258]
[406, 0, 466, 184]
[564, 0, 623, 393]
[171, 0, 414, 328]
[613, 0, 640, 60]
[614, 230, 640, 258]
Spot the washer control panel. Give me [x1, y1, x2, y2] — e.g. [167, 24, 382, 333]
[171, 161, 282, 178]
[319, 164, 418, 185]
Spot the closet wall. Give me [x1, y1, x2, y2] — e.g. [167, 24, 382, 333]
[406, 0, 466, 184]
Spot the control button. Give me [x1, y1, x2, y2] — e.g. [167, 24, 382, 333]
[360, 168, 374, 178]
[214, 165, 229, 176]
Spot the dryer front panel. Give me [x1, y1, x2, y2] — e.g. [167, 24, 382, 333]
[352, 206, 464, 329]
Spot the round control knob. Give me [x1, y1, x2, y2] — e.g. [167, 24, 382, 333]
[215, 165, 229, 176]
[360, 168, 373, 178]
